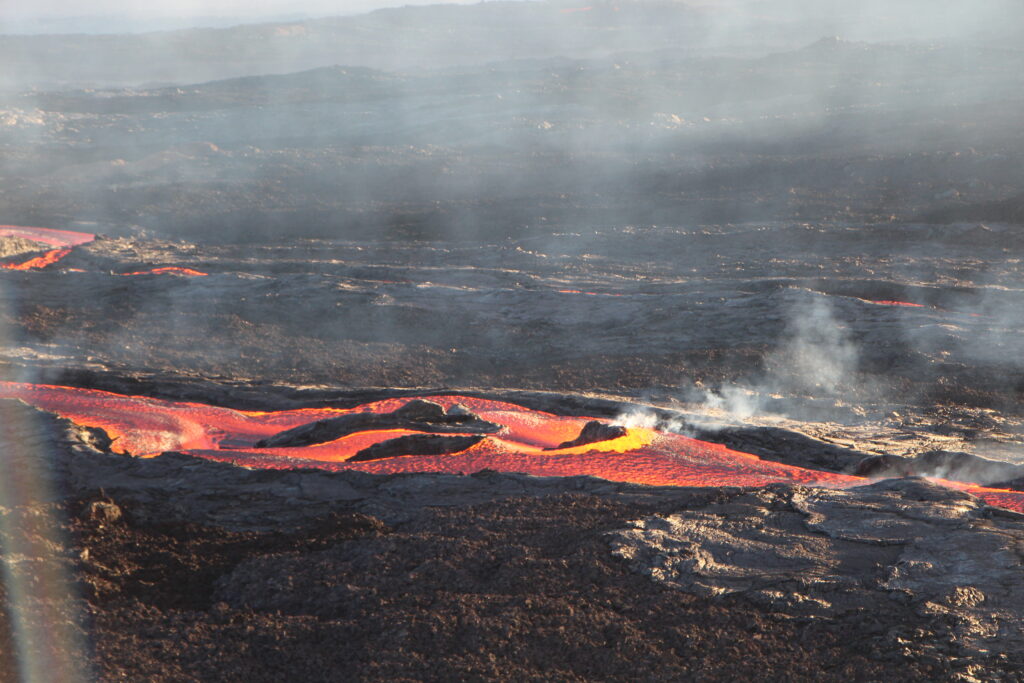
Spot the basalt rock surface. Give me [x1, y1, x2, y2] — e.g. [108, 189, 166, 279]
[3, 398, 1024, 680]
[255, 399, 501, 449]
[856, 450, 1024, 490]
[347, 434, 485, 463]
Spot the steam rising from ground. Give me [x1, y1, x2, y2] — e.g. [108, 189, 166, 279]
[768, 298, 857, 397]
[660, 295, 866, 430]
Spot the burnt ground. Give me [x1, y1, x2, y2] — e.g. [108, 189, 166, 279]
[3, 220, 1024, 681]
[4, 403, 1023, 682]
[3, 390, 1024, 681]
[70, 493, 949, 682]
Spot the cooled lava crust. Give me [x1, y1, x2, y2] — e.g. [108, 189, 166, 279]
[3, 381, 1024, 514]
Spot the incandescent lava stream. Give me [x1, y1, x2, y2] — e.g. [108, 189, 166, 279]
[2, 248, 73, 271]
[2, 382, 1024, 513]
[119, 266, 209, 277]
[0, 225, 95, 270]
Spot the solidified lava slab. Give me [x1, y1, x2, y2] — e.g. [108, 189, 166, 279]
[3, 381, 1024, 513]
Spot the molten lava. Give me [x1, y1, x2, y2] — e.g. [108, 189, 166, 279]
[0, 224, 207, 275]
[3, 382, 1024, 514]
[120, 266, 209, 277]
[0, 225, 95, 271]
[1, 249, 72, 271]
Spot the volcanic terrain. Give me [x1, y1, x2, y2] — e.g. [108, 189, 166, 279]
[4, 218, 1024, 680]
[4, 1, 1024, 680]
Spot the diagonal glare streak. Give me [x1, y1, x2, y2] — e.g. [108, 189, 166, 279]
[0, 287, 90, 683]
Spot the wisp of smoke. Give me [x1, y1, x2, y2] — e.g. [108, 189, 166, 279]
[768, 296, 858, 397]
[660, 295, 864, 431]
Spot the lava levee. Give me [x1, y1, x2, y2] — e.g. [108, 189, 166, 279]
[2, 381, 1022, 513]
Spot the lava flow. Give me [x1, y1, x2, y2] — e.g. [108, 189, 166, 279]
[3, 381, 1024, 514]
[0, 225, 96, 271]
[119, 266, 209, 277]
[2, 249, 72, 271]
[1, 224, 208, 275]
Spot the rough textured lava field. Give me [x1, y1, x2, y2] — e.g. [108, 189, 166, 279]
[4, 1, 1024, 681]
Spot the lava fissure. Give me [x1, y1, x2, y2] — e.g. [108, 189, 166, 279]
[0, 225, 208, 275]
[1, 248, 72, 271]
[0, 225, 95, 270]
[3, 381, 1023, 513]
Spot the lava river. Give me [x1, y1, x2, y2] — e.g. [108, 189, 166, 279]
[3, 382, 1023, 513]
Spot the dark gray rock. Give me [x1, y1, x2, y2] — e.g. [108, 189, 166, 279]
[255, 399, 501, 448]
[609, 478, 1024, 666]
[348, 434, 485, 463]
[856, 450, 1024, 489]
[547, 420, 627, 450]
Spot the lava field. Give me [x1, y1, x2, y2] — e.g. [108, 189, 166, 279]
[4, 218, 1024, 679]
[5, 1, 1024, 680]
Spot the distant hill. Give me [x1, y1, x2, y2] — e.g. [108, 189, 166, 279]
[0, 1, 785, 90]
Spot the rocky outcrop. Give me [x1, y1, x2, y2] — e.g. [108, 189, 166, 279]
[0, 235, 47, 259]
[609, 478, 1024, 667]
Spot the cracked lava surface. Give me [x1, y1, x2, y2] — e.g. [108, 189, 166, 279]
[3, 381, 1023, 513]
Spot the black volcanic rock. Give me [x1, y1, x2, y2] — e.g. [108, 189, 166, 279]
[855, 450, 1024, 490]
[256, 399, 500, 448]
[347, 434, 485, 463]
[547, 420, 627, 450]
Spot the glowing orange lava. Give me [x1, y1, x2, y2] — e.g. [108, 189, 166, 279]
[0, 224, 206, 275]
[0, 225, 95, 271]
[3, 381, 1023, 513]
[120, 267, 209, 277]
[1, 249, 72, 271]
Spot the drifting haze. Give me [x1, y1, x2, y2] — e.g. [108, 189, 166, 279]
[2, 0, 1024, 425]
[0, 0, 495, 35]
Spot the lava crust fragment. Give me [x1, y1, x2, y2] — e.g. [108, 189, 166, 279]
[255, 399, 501, 448]
[347, 434, 485, 462]
[546, 420, 628, 451]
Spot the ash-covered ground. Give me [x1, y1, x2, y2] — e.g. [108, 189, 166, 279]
[4, 1, 1024, 680]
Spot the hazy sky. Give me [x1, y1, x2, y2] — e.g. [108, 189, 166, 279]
[4, 0, 489, 19]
